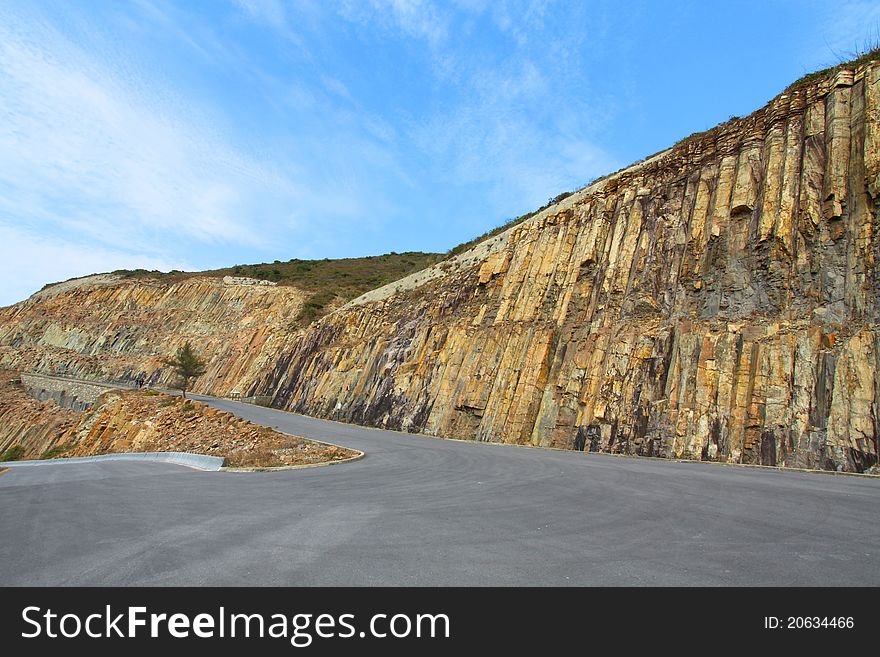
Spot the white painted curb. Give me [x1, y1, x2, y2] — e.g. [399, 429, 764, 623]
[2, 451, 225, 471]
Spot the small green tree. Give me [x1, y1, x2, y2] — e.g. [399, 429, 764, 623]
[163, 341, 207, 399]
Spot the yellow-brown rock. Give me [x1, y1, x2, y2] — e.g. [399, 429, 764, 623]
[0, 275, 305, 397]
[2, 60, 880, 472]
[248, 60, 880, 472]
[0, 372, 356, 467]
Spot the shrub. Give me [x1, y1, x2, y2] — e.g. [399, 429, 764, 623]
[40, 445, 70, 460]
[0, 445, 26, 462]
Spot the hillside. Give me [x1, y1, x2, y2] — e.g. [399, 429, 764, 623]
[0, 251, 443, 393]
[110, 250, 444, 325]
[0, 371, 357, 467]
[0, 274, 306, 394]
[2, 54, 879, 472]
[245, 55, 880, 472]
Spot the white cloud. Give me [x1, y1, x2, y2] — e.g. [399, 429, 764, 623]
[234, 0, 288, 29]
[370, 0, 450, 45]
[412, 102, 614, 211]
[0, 0, 619, 303]
[405, 39, 614, 211]
[327, 1, 615, 215]
[231, 0, 312, 52]
[0, 4, 305, 261]
[485, 0, 550, 47]
[0, 224, 189, 307]
[800, 1, 880, 69]
[336, 0, 450, 47]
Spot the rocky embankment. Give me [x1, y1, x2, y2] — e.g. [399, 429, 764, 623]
[0, 372, 80, 460]
[0, 372, 356, 467]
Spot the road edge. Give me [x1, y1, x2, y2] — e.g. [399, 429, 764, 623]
[0, 451, 225, 472]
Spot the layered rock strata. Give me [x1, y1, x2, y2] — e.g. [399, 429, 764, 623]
[0, 372, 80, 458]
[20, 372, 111, 411]
[0, 275, 305, 395]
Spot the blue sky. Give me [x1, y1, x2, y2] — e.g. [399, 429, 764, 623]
[1, 0, 879, 305]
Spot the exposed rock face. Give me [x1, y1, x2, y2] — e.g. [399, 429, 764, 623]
[0, 372, 356, 467]
[0, 373, 80, 458]
[1, 60, 878, 472]
[0, 275, 305, 395]
[247, 61, 880, 472]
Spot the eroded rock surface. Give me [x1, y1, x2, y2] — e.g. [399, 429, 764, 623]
[1, 61, 879, 472]
[0, 275, 305, 395]
[249, 61, 880, 472]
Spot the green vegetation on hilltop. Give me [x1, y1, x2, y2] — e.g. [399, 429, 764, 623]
[110, 190, 591, 326]
[446, 191, 577, 258]
[786, 43, 879, 92]
[218, 252, 446, 324]
[114, 251, 445, 325]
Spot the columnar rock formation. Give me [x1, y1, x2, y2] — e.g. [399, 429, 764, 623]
[249, 60, 880, 472]
[1, 59, 878, 472]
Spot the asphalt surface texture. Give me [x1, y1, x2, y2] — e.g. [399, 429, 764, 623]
[1, 394, 879, 586]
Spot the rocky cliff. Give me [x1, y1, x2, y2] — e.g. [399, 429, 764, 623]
[0, 274, 305, 395]
[2, 57, 878, 472]
[247, 59, 880, 472]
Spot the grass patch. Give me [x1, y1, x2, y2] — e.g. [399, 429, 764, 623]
[224, 447, 284, 468]
[786, 42, 879, 92]
[296, 289, 337, 325]
[0, 445, 25, 462]
[40, 445, 70, 460]
[158, 396, 179, 407]
[446, 190, 579, 258]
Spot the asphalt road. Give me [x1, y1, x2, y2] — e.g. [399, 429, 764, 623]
[1, 395, 879, 586]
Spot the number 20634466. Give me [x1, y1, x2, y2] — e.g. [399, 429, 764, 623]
[764, 617, 854, 629]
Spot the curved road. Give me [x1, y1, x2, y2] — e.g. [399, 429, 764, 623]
[1, 395, 879, 585]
